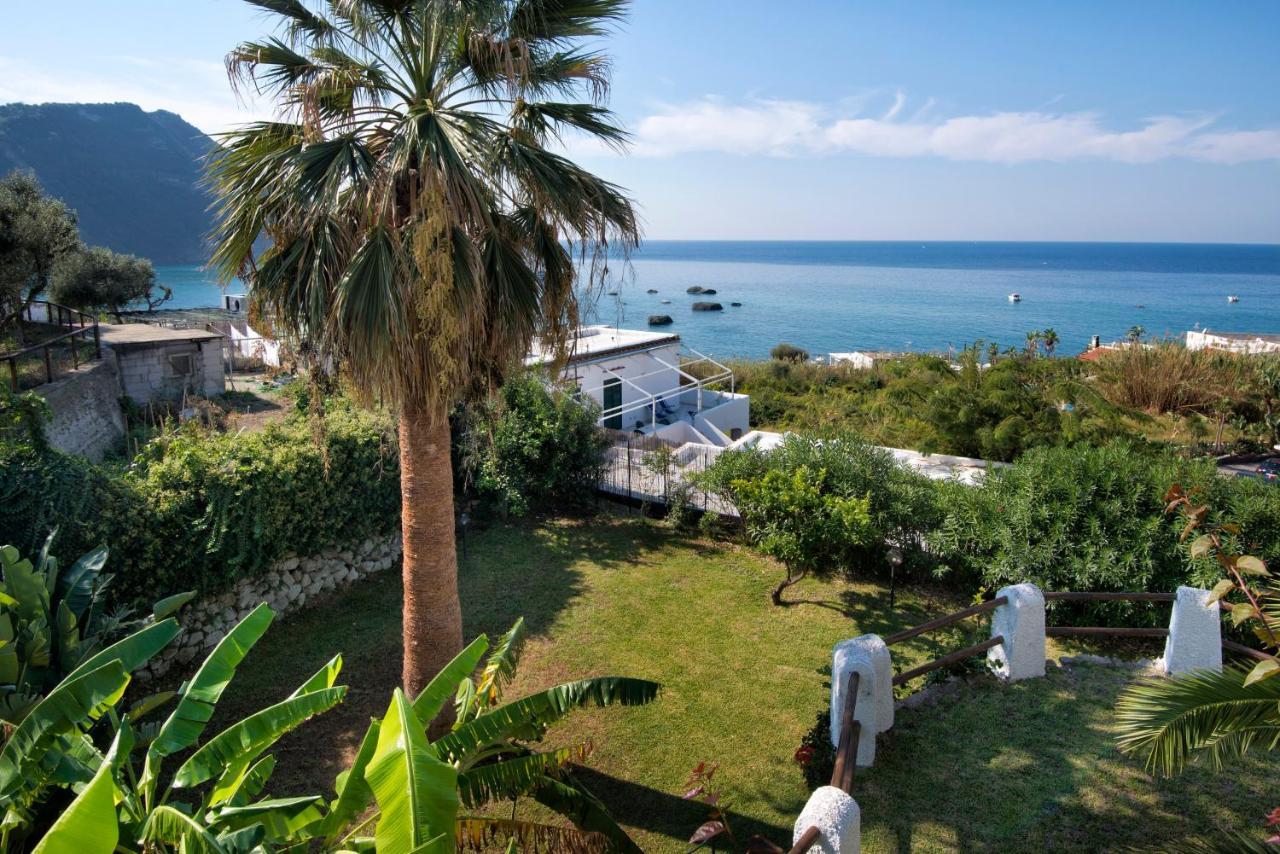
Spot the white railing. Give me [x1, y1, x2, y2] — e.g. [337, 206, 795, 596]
[579, 344, 736, 430]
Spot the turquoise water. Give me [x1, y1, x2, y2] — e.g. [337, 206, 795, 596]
[156, 241, 1280, 359]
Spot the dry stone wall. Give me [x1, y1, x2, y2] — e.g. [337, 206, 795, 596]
[138, 531, 402, 681]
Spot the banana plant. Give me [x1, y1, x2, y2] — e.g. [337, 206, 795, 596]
[0, 534, 193, 726]
[325, 618, 660, 853]
[7, 610, 658, 853]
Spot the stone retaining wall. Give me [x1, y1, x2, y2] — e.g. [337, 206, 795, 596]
[138, 531, 402, 681]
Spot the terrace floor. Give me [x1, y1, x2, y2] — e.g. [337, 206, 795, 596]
[209, 513, 1276, 852]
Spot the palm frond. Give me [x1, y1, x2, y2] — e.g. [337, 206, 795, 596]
[456, 742, 589, 807]
[1114, 664, 1280, 776]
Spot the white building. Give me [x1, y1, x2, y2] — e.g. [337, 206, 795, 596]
[528, 325, 751, 447]
[1186, 330, 1280, 355]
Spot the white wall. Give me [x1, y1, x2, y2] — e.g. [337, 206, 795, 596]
[692, 391, 749, 442]
[115, 340, 224, 402]
[566, 344, 683, 430]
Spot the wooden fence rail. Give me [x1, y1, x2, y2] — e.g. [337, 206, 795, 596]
[3, 300, 101, 391]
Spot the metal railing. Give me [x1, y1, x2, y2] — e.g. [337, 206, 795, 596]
[2, 300, 101, 391]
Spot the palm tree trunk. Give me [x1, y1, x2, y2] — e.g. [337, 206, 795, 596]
[399, 405, 464, 733]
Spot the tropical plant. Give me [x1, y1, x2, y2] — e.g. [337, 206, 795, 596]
[1114, 487, 1279, 849]
[0, 534, 192, 726]
[6, 608, 658, 852]
[1024, 330, 1041, 357]
[1127, 324, 1146, 343]
[1041, 327, 1059, 357]
[208, 0, 640, 706]
[50, 245, 170, 321]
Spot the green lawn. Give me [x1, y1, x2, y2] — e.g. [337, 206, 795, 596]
[212, 512, 1275, 852]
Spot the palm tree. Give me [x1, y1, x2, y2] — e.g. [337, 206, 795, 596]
[208, 0, 639, 711]
[1041, 327, 1059, 357]
[1127, 324, 1146, 344]
[1024, 329, 1041, 357]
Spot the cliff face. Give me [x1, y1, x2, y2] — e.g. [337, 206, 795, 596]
[0, 102, 216, 264]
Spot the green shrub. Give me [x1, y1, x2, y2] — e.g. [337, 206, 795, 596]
[0, 406, 399, 606]
[455, 372, 607, 516]
[928, 442, 1280, 625]
[770, 342, 809, 362]
[701, 432, 943, 577]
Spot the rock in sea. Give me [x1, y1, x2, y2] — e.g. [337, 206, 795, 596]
[686, 286, 705, 294]
[648, 314, 674, 325]
[691, 302, 723, 312]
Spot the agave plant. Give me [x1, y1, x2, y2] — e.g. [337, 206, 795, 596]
[0, 534, 192, 726]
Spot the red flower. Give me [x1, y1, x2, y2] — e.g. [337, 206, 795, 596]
[794, 745, 815, 765]
[1265, 806, 1280, 827]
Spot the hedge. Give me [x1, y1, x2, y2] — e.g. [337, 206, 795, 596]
[0, 405, 400, 605]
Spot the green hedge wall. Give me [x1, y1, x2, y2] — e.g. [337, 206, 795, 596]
[0, 406, 400, 605]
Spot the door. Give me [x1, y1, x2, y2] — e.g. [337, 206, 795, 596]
[602, 377, 623, 429]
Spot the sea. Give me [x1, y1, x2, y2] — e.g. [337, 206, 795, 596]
[156, 241, 1280, 360]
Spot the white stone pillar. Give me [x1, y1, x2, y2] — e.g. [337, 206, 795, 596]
[1162, 586, 1222, 675]
[988, 583, 1046, 681]
[794, 786, 860, 854]
[831, 634, 892, 767]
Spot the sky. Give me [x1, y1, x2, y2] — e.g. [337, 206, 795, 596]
[3, 1, 1278, 243]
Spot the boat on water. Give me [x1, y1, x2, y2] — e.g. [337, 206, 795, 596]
[1007, 293, 1022, 303]
[1228, 295, 1240, 303]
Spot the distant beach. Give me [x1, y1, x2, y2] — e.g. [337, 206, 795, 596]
[156, 241, 1280, 360]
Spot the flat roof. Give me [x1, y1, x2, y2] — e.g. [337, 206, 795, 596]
[1195, 331, 1280, 343]
[100, 323, 223, 350]
[527, 325, 680, 366]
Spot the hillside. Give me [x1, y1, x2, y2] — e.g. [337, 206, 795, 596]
[0, 102, 215, 264]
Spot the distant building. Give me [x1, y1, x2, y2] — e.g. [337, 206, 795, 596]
[527, 325, 750, 446]
[828, 351, 906, 369]
[1186, 330, 1280, 355]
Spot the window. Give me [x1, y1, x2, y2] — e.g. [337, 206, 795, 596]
[168, 352, 195, 377]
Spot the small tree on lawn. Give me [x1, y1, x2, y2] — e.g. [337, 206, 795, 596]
[729, 465, 874, 605]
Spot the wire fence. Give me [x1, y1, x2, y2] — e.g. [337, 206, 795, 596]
[597, 430, 738, 516]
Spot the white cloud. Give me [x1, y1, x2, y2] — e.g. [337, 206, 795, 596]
[625, 96, 1280, 164]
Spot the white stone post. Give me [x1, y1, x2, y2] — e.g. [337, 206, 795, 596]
[988, 583, 1046, 681]
[794, 786, 860, 854]
[1162, 586, 1222, 675]
[831, 634, 892, 767]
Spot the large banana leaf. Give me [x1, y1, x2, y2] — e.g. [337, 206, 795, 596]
[0, 660, 129, 801]
[456, 744, 589, 808]
[365, 689, 459, 853]
[142, 804, 227, 854]
[174, 685, 347, 787]
[30, 731, 120, 854]
[62, 618, 182, 682]
[289, 653, 343, 698]
[55, 545, 108, 621]
[215, 795, 326, 842]
[321, 718, 380, 843]
[211, 754, 276, 808]
[459, 620, 525, 723]
[2, 551, 49, 622]
[434, 678, 659, 764]
[147, 604, 274, 763]
[532, 774, 642, 854]
[412, 635, 488, 723]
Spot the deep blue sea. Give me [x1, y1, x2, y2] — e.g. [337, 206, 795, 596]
[157, 241, 1280, 360]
